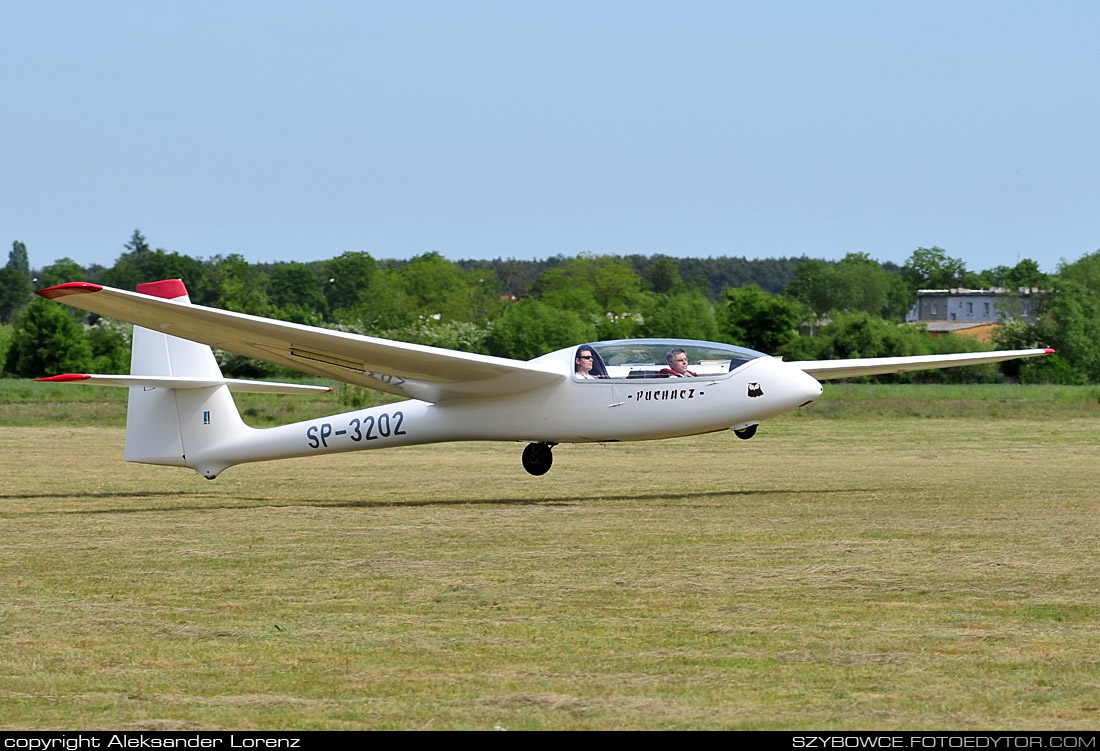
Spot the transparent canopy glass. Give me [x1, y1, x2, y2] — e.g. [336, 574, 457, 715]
[574, 339, 767, 379]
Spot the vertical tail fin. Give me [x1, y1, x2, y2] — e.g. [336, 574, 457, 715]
[124, 280, 250, 472]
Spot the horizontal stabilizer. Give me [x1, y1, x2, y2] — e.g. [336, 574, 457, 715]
[36, 373, 332, 395]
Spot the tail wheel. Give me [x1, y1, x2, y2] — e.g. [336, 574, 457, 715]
[522, 442, 555, 475]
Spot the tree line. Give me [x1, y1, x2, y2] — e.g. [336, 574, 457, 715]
[2, 231, 1096, 383]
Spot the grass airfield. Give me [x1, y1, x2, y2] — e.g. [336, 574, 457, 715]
[1, 384, 1098, 730]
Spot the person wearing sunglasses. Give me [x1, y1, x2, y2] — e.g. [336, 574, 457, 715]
[575, 347, 600, 379]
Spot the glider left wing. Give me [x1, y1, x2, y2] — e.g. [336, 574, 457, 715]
[37, 282, 564, 402]
[790, 348, 1054, 381]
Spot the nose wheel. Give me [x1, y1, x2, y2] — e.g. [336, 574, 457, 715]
[522, 442, 556, 475]
[734, 424, 758, 440]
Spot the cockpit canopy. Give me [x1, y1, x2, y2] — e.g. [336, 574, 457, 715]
[573, 339, 767, 380]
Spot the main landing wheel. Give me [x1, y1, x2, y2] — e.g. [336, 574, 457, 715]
[734, 424, 758, 440]
[522, 442, 555, 476]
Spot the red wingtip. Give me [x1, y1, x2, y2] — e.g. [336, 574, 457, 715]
[137, 279, 189, 299]
[1045, 348, 1056, 354]
[35, 374, 91, 382]
[36, 282, 103, 299]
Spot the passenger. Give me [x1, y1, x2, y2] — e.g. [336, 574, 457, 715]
[659, 348, 697, 378]
[575, 347, 600, 379]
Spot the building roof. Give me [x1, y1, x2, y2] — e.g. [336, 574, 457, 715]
[918, 321, 999, 334]
[916, 287, 1041, 296]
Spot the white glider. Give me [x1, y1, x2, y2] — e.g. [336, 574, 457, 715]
[37, 279, 1053, 478]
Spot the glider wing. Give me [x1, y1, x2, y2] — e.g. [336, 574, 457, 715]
[790, 349, 1054, 381]
[37, 282, 563, 402]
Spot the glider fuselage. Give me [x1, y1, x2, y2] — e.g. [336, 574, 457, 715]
[188, 349, 822, 477]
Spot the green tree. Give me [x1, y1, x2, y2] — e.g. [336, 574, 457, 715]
[992, 316, 1070, 384]
[0, 324, 11, 369]
[100, 230, 153, 289]
[531, 254, 648, 317]
[787, 253, 910, 319]
[640, 289, 718, 341]
[839, 253, 910, 318]
[674, 255, 808, 297]
[8, 240, 30, 278]
[101, 230, 204, 290]
[485, 300, 597, 360]
[530, 265, 600, 316]
[1056, 250, 1100, 293]
[462, 268, 505, 324]
[718, 285, 804, 353]
[3, 298, 93, 377]
[784, 259, 832, 317]
[321, 251, 378, 316]
[345, 266, 416, 331]
[0, 267, 33, 323]
[268, 262, 328, 323]
[125, 229, 151, 255]
[86, 318, 131, 372]
[38, 257, 86, 289]
[1, 240, 35, 322]
[780, 311, 937, 381]
[901, 246, 973, 291]
[1044, 278, 1100, 382]
[398, 252, 475, 322]
[923, 333, 998, 384]
[376, 319, 490, 353]
[195, 254, 271, 315]
[28, 258, 87, 324]
[1029, 252, 1100, 383]
[646, 256, 682, 294]
[987, 258, 1049, 290]
[590, 258, 648, 314]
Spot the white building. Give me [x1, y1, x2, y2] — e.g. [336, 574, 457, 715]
[906, 287, 1041, 324]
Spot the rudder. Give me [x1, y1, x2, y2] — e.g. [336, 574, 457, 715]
[124, 280, 249, 468]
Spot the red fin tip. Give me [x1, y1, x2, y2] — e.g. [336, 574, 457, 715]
[35, 374, 91, 382]
[136, 279, 189, 299]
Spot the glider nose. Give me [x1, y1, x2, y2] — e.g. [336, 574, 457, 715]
[774, 359, 822, 408]
[746, 357, 822, 417]
[795, 367, 823, 406]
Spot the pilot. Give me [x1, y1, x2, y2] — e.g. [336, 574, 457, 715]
[575, 347, 599, 379]
[659, 348, 697, 378]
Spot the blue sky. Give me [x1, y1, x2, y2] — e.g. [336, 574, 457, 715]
[3, 1, 1098, 275]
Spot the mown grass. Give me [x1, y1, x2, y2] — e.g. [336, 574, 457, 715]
[805, 383, 1100, 419]
[1, 382, 1098, 730]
